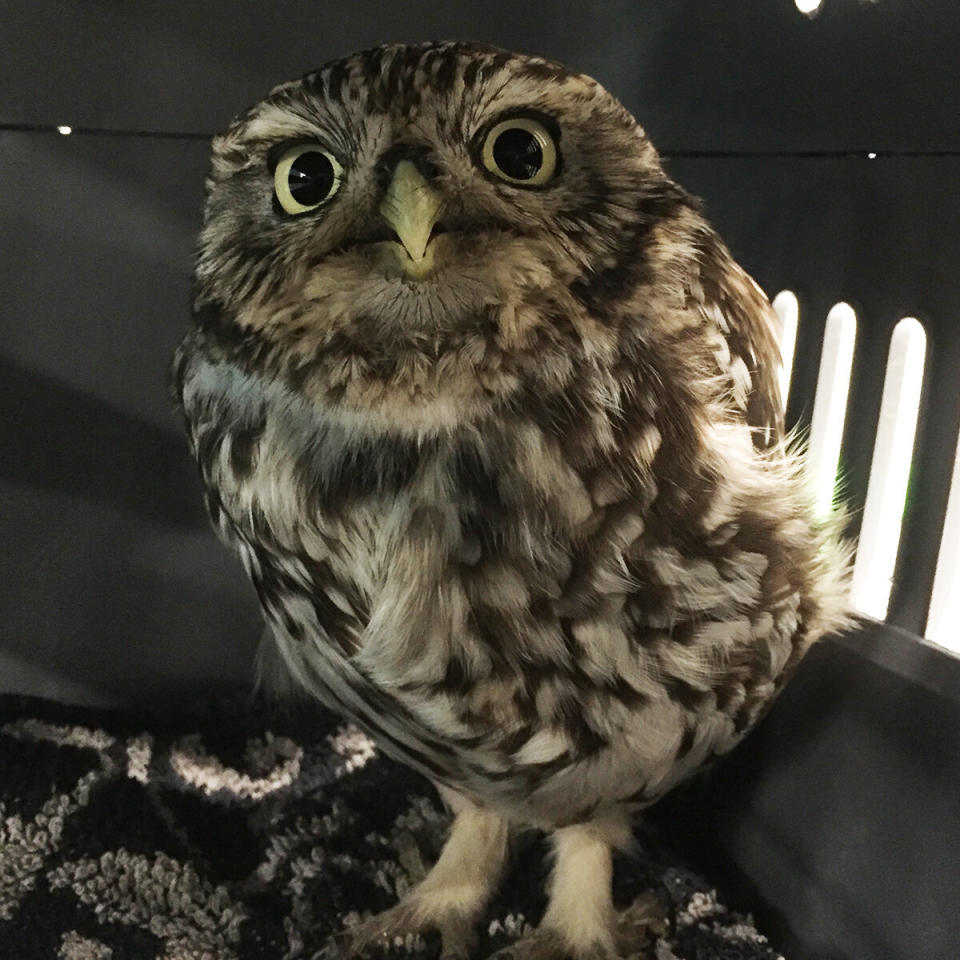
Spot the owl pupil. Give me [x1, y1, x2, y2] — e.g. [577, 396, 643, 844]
[493, 128, 543, 180]
[288, 151, 335, 204]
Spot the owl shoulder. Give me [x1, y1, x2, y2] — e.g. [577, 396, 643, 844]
[691, 235, 785, 445]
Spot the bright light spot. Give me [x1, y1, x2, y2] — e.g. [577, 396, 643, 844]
[795, 0, 823, 12]
[773, 290, 799, 412]
[927, 431, 960, 653]
[850, 318, 927, 620]
[807, 303, 857, 518]
[57, 125, 72, 135]
[868, 152, 878, 159]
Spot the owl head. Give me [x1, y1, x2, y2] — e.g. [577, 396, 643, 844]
[193, 42, 691, 432]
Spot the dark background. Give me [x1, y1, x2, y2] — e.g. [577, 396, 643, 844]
[2, 3, 960, 959]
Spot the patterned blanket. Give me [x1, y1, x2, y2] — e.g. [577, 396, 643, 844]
[0, 695, 783, 960]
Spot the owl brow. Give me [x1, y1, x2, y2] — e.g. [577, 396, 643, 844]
[474, 72, 515, 127]
[257, 123, 357, 169]
[459, 64, 496, 132]
[326, 123, 361, 163]
[462, 94, 485, 141]
[244, 131, 319, 157]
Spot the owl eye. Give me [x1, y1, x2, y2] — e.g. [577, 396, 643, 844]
[273, 144, 343, 214]
[481, 117, 558, 187]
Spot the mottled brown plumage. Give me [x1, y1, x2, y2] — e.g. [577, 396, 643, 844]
[173, 41, 851, 960]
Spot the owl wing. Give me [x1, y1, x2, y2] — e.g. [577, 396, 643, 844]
[238, 533, 495, 790]
[197, 454, 487, 790]
[174, 339, 496, 791]
[695, 245, 785, 447]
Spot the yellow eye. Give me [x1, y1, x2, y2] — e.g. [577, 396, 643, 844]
[481, 117, 558, 186]
[273, 144, 343, 214]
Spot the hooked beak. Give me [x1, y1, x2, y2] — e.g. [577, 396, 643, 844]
[378, 160, 443, 263]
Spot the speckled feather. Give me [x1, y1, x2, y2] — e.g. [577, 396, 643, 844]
[173, 39, 851, 955]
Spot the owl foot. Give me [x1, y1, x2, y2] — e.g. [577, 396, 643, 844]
[613, 892, 668, 956]
[486, 894, 666, 960]
[486, 928, 585, 960]
[340, 891, 481, 959]
[333, 803, 509, 960]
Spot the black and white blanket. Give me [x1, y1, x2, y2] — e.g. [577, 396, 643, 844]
[0, 694, 783, 960]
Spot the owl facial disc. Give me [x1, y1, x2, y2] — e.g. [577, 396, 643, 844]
[378, 160, 444, 276]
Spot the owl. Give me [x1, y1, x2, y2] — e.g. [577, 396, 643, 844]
[173, 42, 852, 960]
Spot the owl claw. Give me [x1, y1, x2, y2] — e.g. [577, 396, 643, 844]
[486, 929, 597, 960]
[614, 892, 668, 953]
[484, 894, 667, 960]
[333, 892, 667, 960]
[335, 895, 479, 959]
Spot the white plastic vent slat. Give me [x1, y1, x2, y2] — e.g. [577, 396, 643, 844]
[926, 435, 960, 652]
[807, 303, 857, 518]
[850, 318, 927, 620]
[772, 290, 799, 412]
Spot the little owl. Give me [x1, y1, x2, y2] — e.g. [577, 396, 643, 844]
[173, 41, 851, 960]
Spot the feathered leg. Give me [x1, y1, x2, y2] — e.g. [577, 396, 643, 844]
[488, 816, 665, 960]
[346, 795, 509, 959]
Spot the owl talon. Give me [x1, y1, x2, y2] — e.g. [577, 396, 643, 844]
[486, 928, 619, 960]
[340, 896, 479, 959]
[614, 892, 668, 953]
[483, 894, 665, 960]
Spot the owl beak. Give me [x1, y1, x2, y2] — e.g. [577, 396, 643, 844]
[378, 160, 443, 263]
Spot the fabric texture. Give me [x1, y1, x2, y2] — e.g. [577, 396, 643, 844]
[0, 694, 784, 960]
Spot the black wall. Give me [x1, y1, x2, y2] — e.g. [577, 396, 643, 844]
[2, 0, 959, 696]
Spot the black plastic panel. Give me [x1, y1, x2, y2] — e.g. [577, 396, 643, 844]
[0, 132, 261, 706]
[652, 626, 960, 960]
[0, 131, 206, 429]
[3, 1, 960, 152]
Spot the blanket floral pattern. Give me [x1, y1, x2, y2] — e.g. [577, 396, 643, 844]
[0, 696, 783, 960]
